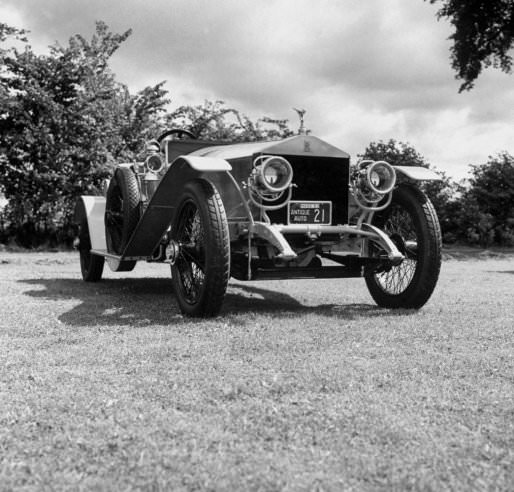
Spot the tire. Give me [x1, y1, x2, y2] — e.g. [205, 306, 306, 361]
[171, 180, 230, 317]
[78, 217, 104, 282]
[364, 184, 442, 309]
[104, 167, 141, 271]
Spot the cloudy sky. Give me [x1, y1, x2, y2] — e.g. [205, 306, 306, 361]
[1, 0, 512, 180]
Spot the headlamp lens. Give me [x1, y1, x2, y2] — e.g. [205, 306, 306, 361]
[263, 165, 280, 185]
[370, 170, 381, 187]
[146, 154, 163, 173]
[261, 158, 292, 190]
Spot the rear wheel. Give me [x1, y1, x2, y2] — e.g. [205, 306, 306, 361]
[105, 167, 141, 271]
[171, 180, 230, 317]
[78, 217, 104, 282]
[365, 184, 441, 309]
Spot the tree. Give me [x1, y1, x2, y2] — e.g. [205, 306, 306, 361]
[428, 0, 514, 91]
[165, 100, 294, 142]
[0, 22, 168, 247]
[461, 152, 514, 246]
[359, 139, 463, 242]
[359, 139, 430, 168]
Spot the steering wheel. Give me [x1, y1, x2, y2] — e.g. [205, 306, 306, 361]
[156, 128, 197, 143]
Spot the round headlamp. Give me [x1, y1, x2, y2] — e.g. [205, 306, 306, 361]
[365, 161, 396, 195]
[145, 154, 164, 174]
[254, 156, 293, 193]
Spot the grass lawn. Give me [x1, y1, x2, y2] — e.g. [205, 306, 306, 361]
[1, 250, 513, 491]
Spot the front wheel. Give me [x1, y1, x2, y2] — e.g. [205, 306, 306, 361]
[365, 184, 442, 309]
[170, 180, 230, 317]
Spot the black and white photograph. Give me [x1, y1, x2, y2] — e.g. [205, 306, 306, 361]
[1, 0, 513, 490]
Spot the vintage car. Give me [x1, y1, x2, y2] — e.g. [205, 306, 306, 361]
[75, 125, 442, 317]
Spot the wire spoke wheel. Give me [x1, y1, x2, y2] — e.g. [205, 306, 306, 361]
[365, 185, 442, 309]
[171, 180, 230, 317]
[374, 207, 418, 294]
[104, 167, 141, 272]
[105, 184, 125, 250]
[175, 202, 206, 305]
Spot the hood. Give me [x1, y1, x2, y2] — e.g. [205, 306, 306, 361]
[189, 135, 350, 161]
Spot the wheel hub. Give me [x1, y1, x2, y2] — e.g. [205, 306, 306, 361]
[165, 240, 180, 265]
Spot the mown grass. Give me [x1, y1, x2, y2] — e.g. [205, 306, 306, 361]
[1, 251, 513, 491]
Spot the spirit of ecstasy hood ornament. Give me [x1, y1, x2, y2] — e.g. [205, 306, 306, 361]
[293, 108, 307, 135]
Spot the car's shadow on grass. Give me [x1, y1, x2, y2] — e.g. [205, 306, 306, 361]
[21, 277, 180, 327]
[223, 284, 407, 320]
[20, 277, 416, 327]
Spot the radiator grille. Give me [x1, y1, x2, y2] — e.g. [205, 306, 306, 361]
[266, 155, 350, 225]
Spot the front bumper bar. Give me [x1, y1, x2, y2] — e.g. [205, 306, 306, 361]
[249, 222, 404, 265]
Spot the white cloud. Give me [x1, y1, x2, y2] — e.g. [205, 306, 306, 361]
[0, 3, 25, 27]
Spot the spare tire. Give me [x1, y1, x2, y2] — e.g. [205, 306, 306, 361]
[105, 166, 141, 258]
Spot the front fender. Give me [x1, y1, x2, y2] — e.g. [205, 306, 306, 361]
[394, 166, 441, 182]
[121, 156, 231, 257]
[74, 196, 107, 250]
[181, 155, 232, 172]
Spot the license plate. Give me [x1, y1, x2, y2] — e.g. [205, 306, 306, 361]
[288, 201, 332, 225]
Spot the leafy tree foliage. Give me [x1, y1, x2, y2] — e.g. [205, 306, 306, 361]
[0, 22, 169, 246]
[359, 139, 463, 243]
[165, 100, 294, 141]
[359, 139, 430, 168]
[461, 152, 514, 246]
[428, 0, 514, 91]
